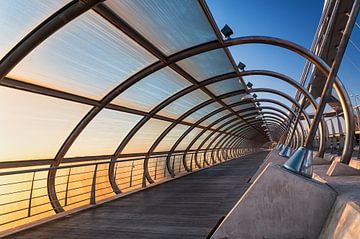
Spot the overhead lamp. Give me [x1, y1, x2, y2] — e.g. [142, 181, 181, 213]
[238, 61, 246, 71]
[255, 115, 262, 119]
[221, 24, 233, 39]
[246, 82, 253, 88]
[252, 93, 257, 99]
[256, 102, 261, 107]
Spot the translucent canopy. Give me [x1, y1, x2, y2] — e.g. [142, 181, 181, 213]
[0, 0, 265, 167]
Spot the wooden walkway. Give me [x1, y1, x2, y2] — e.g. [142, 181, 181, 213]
[6, 151, 268, 239]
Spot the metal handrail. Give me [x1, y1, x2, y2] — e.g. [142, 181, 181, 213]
[0, 148, 258, 232]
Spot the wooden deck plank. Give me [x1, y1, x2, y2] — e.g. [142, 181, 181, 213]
[6, 151, 268, 239]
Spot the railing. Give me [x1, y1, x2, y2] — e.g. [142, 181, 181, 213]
[0, 148, 258, 233]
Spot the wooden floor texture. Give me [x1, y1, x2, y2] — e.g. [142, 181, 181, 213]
[6, 151, 268, 239]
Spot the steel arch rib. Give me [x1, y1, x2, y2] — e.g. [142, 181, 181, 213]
[54, 37, 354, 212]
[4, 30, 352, 211]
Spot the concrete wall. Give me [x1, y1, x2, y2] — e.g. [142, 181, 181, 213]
[320, 198, 360, 239]
[212, 163, 337, 239]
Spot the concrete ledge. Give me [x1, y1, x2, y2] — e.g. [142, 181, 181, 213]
[320, 199, 360, 238]
[349, 159, 360, 170]
[212, 163, 337, 239]
[327, 161, 360, 177]
[313, 156, 332, 165]
[249, 150, 287, 183]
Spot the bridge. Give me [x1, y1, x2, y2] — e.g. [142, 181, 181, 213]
[0, 0, 359, 238]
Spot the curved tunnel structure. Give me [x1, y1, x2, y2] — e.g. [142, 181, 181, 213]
[0, 0, 358, 234]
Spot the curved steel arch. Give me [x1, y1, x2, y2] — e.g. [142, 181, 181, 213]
[162, 90, 308, 177]
[60, 31, 352, 210]
[190, 109, 302, 169]
[196, 98, 308, 163]
[3, 16, 353, 212]
[196, 105, 302, 164]
[211, 117, 286, 163]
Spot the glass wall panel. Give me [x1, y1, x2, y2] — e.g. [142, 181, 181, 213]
[111, 67, 190, 112]
[0, 87, 90, 162]
[201, 110, 232, 126]
[122, 119, 171, 154]
[191, 131, 211, 149]
[212, 116, 240, 129]
[157, 90, 210, 119]
[8, 11, 156, 100]
[206, 78, 244, 96]
[175, 128, 203, 151]
[202, 132, 220, 149]
[184, 102, 222, 124]
[66, 109, 143, 157]
[106, 0, 216, 55]
[154, 124, 190, 152]
[177, 49, 234, 81]
[0, 0, 69, 59]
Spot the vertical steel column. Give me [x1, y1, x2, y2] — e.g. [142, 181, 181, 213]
[284, 0, 359, 176]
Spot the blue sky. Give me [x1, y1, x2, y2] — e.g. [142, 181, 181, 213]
[207, 0, 360, 108]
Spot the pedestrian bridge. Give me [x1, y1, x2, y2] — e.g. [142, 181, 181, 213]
[0, 0, 359, 238]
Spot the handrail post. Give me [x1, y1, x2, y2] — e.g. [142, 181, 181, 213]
[28, 172, 36, 217]
[154, 158, 158, 180]
[64, 168, 71, 207]
[90, 164, 98, 205]
[129, 161, 134, 187]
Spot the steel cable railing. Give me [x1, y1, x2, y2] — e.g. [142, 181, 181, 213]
[0, 148, 258, 233]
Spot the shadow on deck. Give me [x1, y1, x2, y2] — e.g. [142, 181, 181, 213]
[6, 151, 269, 239]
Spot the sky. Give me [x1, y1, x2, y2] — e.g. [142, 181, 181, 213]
[207, 0, 360, 107]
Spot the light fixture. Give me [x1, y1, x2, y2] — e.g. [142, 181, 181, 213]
[246, 82, 253, 88]
[221, 24, 233, 38]
[238, 61, 246, 71]
[252, 93, 257, 99]
[256, 102, 261, 107]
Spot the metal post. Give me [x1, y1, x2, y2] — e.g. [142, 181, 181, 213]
[90, 164, 98, 205]
[129, 161, 134, 187]
[154, 158, 158, 180]
[64, 168, 71, 207]
[28, 172, 36, 217]
[284, 0, 359, 177]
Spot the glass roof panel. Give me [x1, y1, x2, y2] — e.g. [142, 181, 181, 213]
[111, 67, 190, 112]
[157, 89, 210, 119]
[206, 78, 244, 96]
[222, 94, 246, 105]
[66, 109, 143, 157]
[184, 102, 222, 124]
[8, 11, 157, 100]
[175, 128, 202, 151]
[201, 110, 232, 126]
[122, 119, 171, 154]
[177, 49, 234, 81]
[232, 103, 257, 112]
[0, 87, 90, 162]
[105, 0, 217, 55]
[154, 124, 190, 152]
[0, 0, 69, 59]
